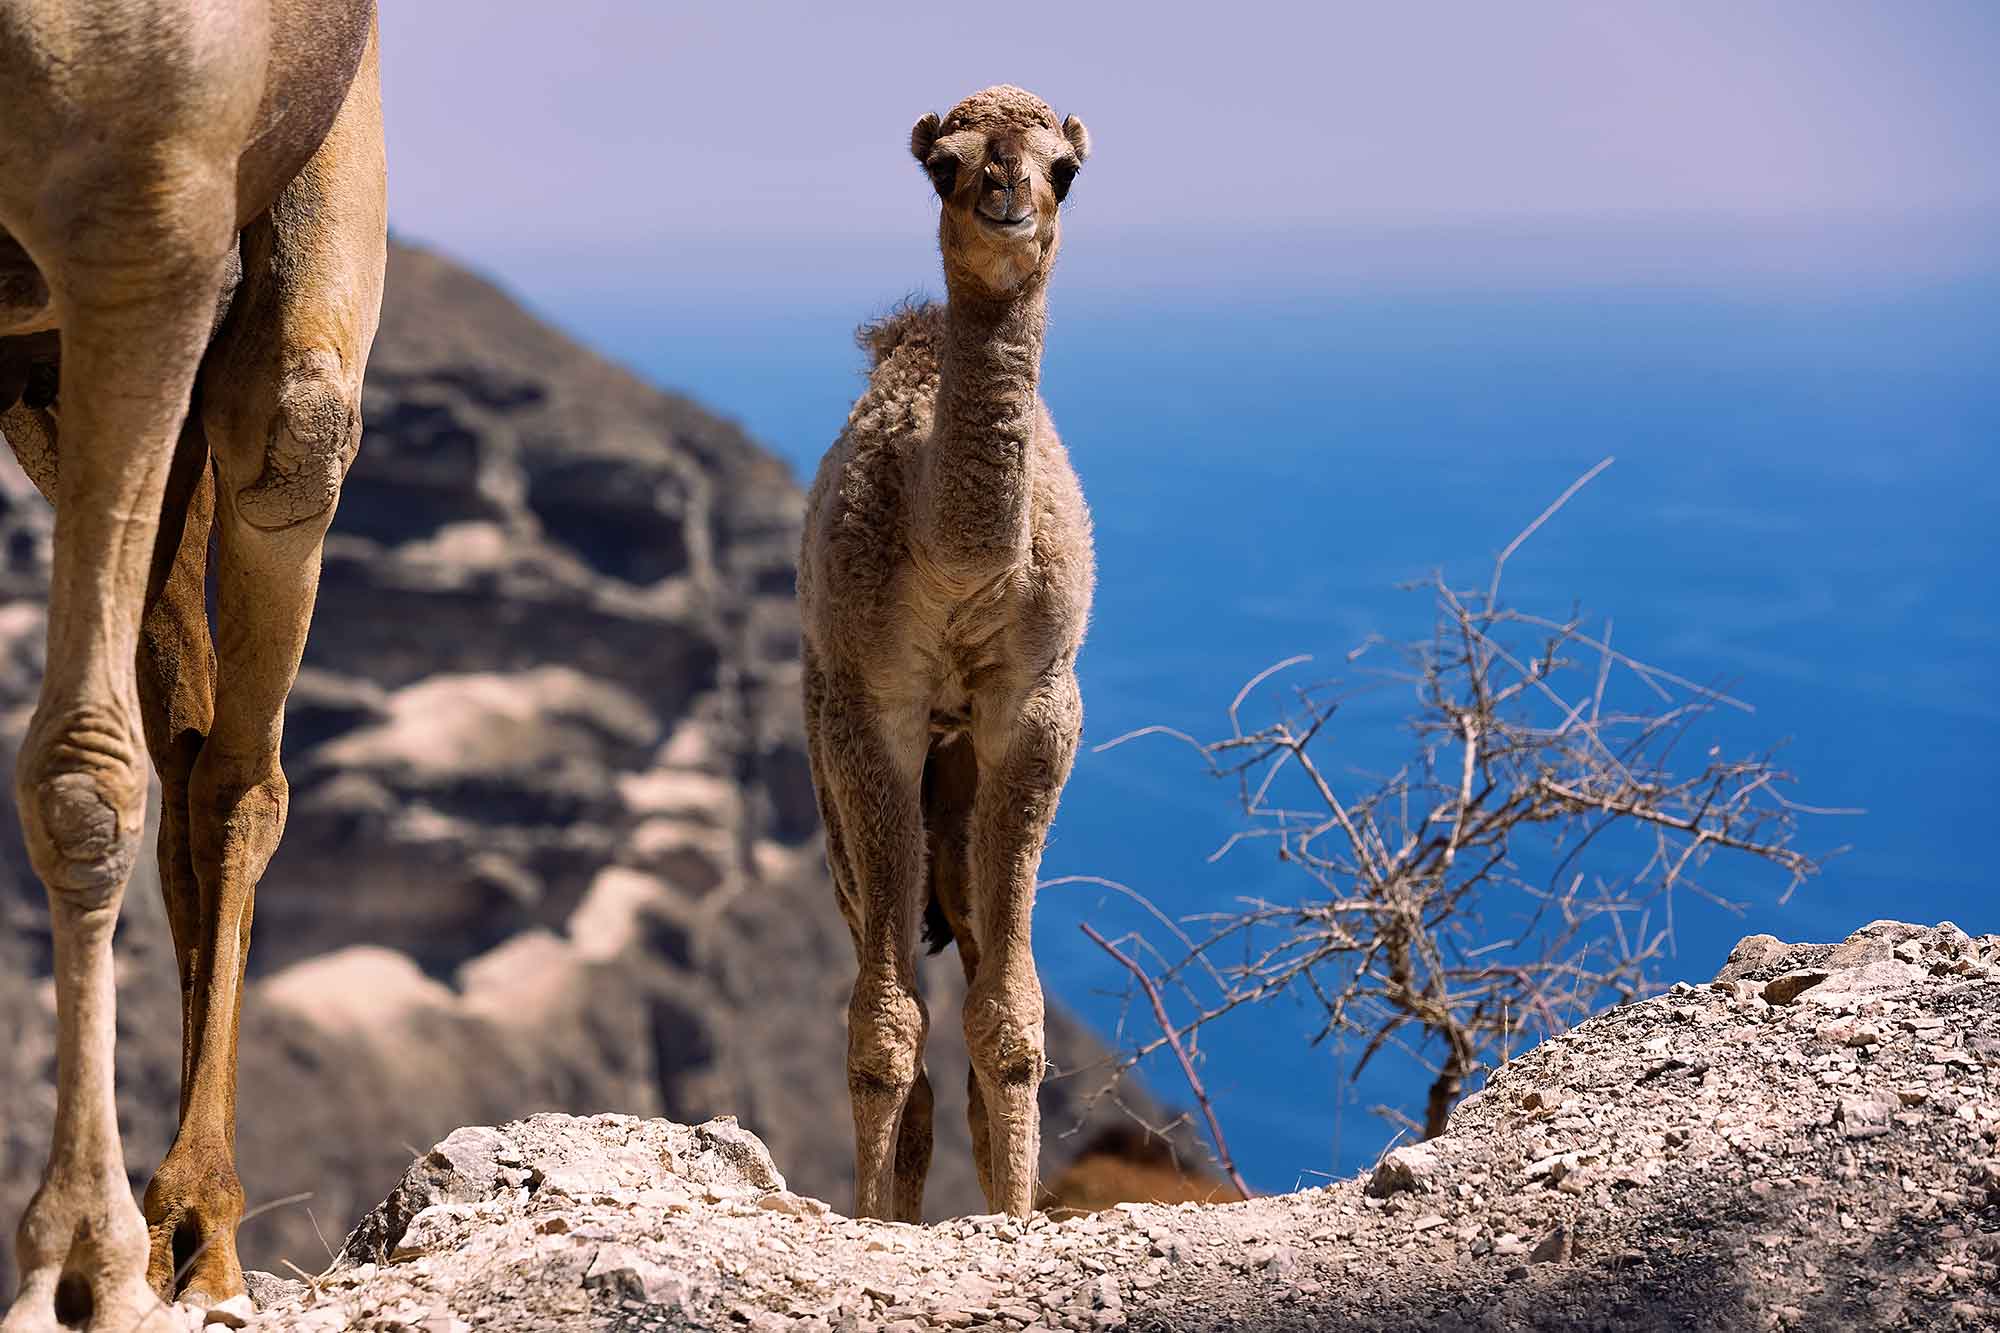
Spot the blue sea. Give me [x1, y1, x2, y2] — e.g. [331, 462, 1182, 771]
[513, 233, 1999, 1193]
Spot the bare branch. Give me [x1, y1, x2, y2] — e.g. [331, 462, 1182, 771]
[1075, 460, 1841, 1148]
[1080, 923, 1254, 1200]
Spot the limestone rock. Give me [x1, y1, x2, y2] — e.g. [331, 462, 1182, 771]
[1713, 933, 1792, 983]
[1759, 969, 1830, 1005]
[583, 1242, 689, 1308]
[1367, 1144, 1442, 1197]
[344, 1113, 788, 1263]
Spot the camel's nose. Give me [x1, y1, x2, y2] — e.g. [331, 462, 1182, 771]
[983, 158, 1022, 191]
[980, 146, 1032, 223]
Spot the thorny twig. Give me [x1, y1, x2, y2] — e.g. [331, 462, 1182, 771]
[1080, 922, 1253, 1200]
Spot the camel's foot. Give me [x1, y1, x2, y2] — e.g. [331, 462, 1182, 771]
[140, 1206, 245, 1311]
[141, 1158, 246, 1309]
[0, 1269, 173, 1333]
[4, 1179, 171, 1333]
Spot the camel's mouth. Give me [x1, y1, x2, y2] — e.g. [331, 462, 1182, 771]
[974, 208, 1037, 242]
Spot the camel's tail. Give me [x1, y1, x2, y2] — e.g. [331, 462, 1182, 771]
[921, 889, 953, 955]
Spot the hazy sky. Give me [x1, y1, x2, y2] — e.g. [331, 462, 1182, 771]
[378, 1, 2000, 302]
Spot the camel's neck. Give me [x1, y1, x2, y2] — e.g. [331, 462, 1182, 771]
[919, 277, 1048, 576]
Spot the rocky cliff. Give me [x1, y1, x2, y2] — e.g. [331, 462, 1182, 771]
[0, 242, 1157, 1296]
[104, 922, 2000, 1332]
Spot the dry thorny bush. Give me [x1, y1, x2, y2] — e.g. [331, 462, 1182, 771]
[1061, 459, 1842, 1189]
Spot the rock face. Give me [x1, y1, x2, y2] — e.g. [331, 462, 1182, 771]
[0, 242, 1158, 1296]
[118, 922, 2000, 1333]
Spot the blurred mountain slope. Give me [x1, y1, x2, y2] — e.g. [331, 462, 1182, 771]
[0, 242, 1149, 1290]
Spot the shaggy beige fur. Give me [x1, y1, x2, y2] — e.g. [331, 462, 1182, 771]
[798, 84, 1095, 1221]
[0, 3, 386, 1327]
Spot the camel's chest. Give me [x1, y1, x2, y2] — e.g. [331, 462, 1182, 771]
[893, 566, 1022, 724]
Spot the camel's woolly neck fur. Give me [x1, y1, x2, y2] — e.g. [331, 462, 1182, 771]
[918, 273, 1049, 575]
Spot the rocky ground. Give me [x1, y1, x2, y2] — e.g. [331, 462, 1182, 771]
[0, 242, 1160, 1293]
[108, 920, 2000, 1333]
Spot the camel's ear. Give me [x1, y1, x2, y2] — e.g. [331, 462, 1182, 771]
[912, 112, 958, 198]
[910, 112, 942, 164]
[1061, 114, 1091, 164]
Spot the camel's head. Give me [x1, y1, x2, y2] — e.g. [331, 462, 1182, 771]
[911, 85, 1090, 296]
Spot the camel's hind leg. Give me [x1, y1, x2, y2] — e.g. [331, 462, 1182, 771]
[129, 411, 224, 1303]
[924, 735, 993, 1208]
[132, 27, 386, 1308]
[3, 204, 237, 1333]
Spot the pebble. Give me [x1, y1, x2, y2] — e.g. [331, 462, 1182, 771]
[1529, 1225, 1573, 1264]
[1836, 1096, 1897, 1140]
[202, 1297, 256, 1329]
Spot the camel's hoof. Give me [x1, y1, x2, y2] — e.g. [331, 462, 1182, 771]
[1, 1268, 176, 1333]
[144, 1228, 247, 1313]
[144, 1198, 247, 1312]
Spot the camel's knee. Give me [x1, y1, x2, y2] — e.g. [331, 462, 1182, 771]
[187, 748, 288, 883]
[965, 974, 1046, 1090]
[1013, 676, 1082, 786]
[215, 350, 359, 533]
[15, 708, 146, 911]
[848, 973, 926, 1096]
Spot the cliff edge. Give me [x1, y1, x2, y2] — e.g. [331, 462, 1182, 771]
[148, 921, 2000, 1332]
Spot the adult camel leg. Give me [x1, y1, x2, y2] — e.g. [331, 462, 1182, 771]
[3, 205, 236, 1333]
[138, 28, 386, 1306]
[923, 735, 992, 1208]
[964, 666, 1082, 1217]
[814, 672, 930, 1220]
[138, 409, 218, 1096]
[130, 414, 221, 1300]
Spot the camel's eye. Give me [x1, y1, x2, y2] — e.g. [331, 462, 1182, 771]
[1050, 157, 1078, 203]
[925, 153, 958, 198]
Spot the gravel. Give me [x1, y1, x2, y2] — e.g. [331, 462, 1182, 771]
[145, 919, 1998, 1333]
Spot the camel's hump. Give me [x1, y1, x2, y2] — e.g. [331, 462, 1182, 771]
[855, 300, 946, 369]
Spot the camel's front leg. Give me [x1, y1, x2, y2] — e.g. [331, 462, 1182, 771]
[964, 664, 1082, 1217]
[137, 25, 386, 1308]
[811, 653, 940, 1224]
[3, 213, 237, 1333]
[815, 672, 931, 1220]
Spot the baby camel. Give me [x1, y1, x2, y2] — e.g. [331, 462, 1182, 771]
[1, 2, 385, 1328]
[799, 85, 1095, 1221]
